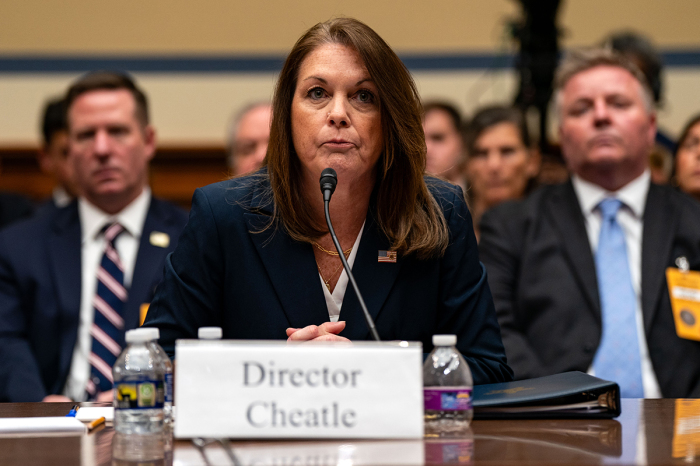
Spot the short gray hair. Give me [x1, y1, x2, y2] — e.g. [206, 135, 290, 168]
[554, 48, 655, 118]
[226, 101, 271, 164]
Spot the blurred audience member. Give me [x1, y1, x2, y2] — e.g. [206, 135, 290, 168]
[480, 49, 700, 398]
[38, 97, 80, 208]
[0, 71, 188, 403]
[226, 102, 272, 176]
[422, 102, 467, 189]
[649, 146, 674, 185]
[603, 30, 675, 184]
[537, 145, 570, 186]
[463, 106, 540, 238]
[674, 114, 700, 202]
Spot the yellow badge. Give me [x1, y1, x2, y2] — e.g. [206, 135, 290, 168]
[666, 261, 700, 341]
[149, 231, 170, 248]
[139, 303, 150, 326]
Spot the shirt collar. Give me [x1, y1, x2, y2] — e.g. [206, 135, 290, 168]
[79, 187, 152, 243]
[571, 170, 650, 219]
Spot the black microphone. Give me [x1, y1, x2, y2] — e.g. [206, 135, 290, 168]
[319, 168, 337, 202]
[318, 168, 381, 341]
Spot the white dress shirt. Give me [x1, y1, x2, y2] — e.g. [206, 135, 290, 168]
[320, 222, 365, 322]
[62, 188, 151, 401]
[571, 170, 662, 398]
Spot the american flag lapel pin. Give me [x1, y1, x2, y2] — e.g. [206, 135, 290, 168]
[378, 250, 397, 263]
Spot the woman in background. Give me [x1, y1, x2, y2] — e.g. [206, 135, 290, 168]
[463, 106, 540, 239]
[674, 114, 700, 202]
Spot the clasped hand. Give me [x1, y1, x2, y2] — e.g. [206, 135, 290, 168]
[286, 321, 350, 342]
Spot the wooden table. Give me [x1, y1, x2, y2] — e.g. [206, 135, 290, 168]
[1, 399, 698, 465]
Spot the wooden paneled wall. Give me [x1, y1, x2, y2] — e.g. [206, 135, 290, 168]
[0, 147, 231, 209]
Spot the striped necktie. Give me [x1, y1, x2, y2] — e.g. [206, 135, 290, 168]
[592, 198, 644, 398]
[86, 222, 128, 398]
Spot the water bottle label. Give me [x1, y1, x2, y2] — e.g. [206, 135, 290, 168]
[164, 373, 173, 403]
[115, 380, 165, 410]
[423, 388, 472, 411]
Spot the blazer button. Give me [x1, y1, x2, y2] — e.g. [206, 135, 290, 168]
[583, 343, 595, 354]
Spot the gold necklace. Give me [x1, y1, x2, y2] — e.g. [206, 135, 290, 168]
[318, 261, 345, 291]
[316, 247, 351, 291]
[313, 241, 352, 257]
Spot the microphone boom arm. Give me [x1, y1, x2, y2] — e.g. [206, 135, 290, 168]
[323, 197, 381, 341]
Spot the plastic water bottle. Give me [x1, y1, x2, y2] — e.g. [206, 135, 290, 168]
[142, 327, 173, 425]
[113, 328, 164, 434]
[423, 334, 473, 437]
[112, 431, 171, 463]
[198, 327, 222, 339]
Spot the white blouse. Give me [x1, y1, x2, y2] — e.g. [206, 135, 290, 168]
[319, 222, 365, 322]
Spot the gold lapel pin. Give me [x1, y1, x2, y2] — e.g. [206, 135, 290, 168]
[149, 231, 170, 248]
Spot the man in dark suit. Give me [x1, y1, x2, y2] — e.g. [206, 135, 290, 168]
[0, 193, 33, 231]
[479, 49, 700, 398]
[0, 72, 188, 402]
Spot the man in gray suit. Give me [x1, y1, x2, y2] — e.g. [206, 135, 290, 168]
[479, 49, 700, 398]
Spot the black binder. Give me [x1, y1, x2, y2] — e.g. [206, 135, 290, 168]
[473, 372, 621, 419]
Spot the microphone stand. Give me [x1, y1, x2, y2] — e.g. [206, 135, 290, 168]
[320, 169, 381, 341]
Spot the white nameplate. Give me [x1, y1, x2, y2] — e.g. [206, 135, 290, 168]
[174, 340, 423, 439]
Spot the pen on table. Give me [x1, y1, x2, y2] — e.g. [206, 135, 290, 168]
[66, 405, 79, 417]
[87, 416, 106, 432]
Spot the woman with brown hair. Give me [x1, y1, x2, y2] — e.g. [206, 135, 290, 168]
[463, 106, 541, 239]
[674, 114, 700, 202]
[145, 18, 512, 384]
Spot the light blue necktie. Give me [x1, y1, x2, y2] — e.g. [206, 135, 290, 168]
[592, 198, 644, 398]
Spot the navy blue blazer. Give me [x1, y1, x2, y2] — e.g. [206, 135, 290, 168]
[144, 175, 513, 385]
[0, 191, 34, 231]
[0, 197, 188, 402]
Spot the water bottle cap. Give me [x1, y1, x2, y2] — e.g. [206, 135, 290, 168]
[137, 327, 160, 341]
[125, 328, 154, 343]
[432, 334, 457, 346]
[198, 327, 223, 339]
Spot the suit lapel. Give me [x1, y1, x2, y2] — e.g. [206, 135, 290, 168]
[641, 185, 677, 334]
[244, 212, 329, 328]
[546, 182, 600, 314]
[340, 215, 401, 340]
[241, 178, 400, 337]
[124, 199, 171, 331]
[47, 203, 82, 392]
